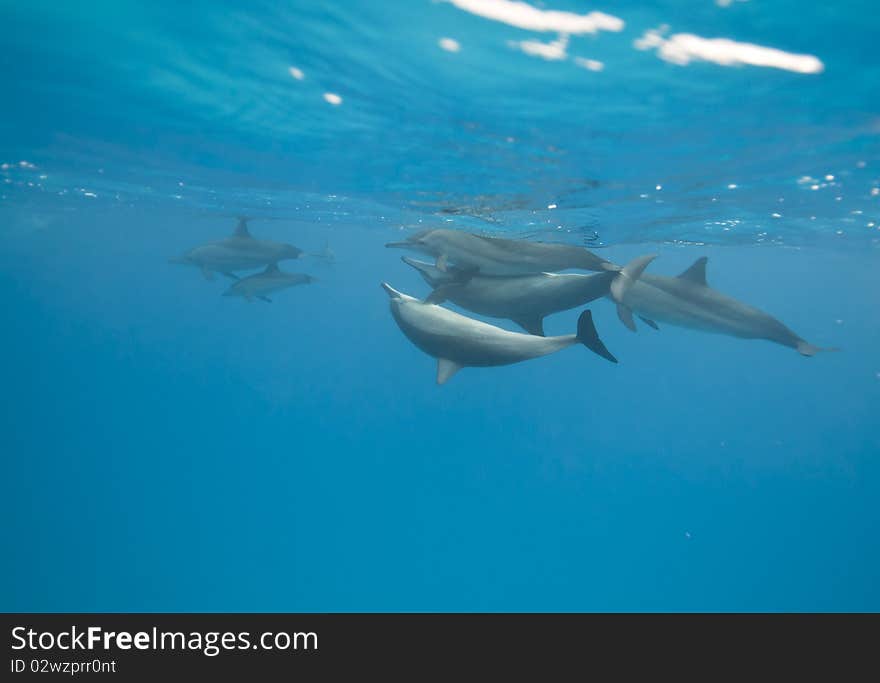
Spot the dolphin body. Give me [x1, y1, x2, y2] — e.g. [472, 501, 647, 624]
[382, 283, 617, 385]
[386, 228, 616, 276]
[222, 263, 314, 303]
[171, 218, 302, 279]
[615, 256, 833, 356]
[401, 254, 656, 336]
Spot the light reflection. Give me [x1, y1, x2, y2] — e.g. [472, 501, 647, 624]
[508, 34, 568, 61]
[439, 37, 461, 52]
[573, 57, 604, 72]
[634, 26, 824, 74]
[323, 92, 342, 105]
[447, 0, 623, 35]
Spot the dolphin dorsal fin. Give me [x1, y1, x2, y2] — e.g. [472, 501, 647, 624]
[677, 257, 708, 285]
[436, 359, 462, 385]
[264, 262, 280, 274]
[234, 217, 252, 238]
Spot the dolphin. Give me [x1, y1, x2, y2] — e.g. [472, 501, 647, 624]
[402, 254, 656, 336]
[222, 263, 314, 303]
[170, 217, 303, 279]
[386, 228, 616, 276]
[382, 283, 617, 385]
[614, 256, 835, 356]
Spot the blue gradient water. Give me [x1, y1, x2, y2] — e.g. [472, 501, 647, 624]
[1, 1, 878, 611]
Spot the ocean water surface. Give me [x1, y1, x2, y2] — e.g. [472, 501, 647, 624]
[1, 0, 879, 611]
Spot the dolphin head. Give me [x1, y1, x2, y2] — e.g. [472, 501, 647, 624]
[381, 282, 420, 310]
[385, 229, 436, 253]
[400, 255, 460, 287]
[280, 244, 303, 260]
[381, 282, 405, 299]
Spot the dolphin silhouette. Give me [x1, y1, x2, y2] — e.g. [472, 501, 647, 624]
[170, 217, 302, 280]
[615, 256, 836, 356]
[386, 228, 616, 276]
[222, 262, 314, 303]
[382, 283, 616, 385]
[402, 254, 656, 335]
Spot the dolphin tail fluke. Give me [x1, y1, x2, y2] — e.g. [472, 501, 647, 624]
[576, 310, 617, 364]
[796, 341, 840, 357]
[610, 254, 657, 302]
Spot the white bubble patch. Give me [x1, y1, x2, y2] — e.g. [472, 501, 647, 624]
[634, 27, 824, 74]
[447, 0, 624, 35]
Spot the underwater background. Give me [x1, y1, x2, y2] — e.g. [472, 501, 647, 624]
[1, 0, 878, 611]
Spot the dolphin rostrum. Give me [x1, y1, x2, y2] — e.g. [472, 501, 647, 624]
[382, 283, 617, 384]
[222, 263, 314, 303]
[402, 254, 656, 336]
[386, 228, 616, 276]
[615, 256, 836, 356]
[170, 217, 303, 280]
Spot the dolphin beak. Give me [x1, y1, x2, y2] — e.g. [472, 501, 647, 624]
[381, 282, 404, 299]
[385, 241, 411, 249]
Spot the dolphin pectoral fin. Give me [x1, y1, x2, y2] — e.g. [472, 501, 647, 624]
[610, 254, 657, 302]
[616, 304, 637, 332]
[200, 266, 215, 281]
[514, 316, 546, 336]
[436, 358, 462, 385]
[639, 316, 659, 330]
[424, 286, 452, 305]
[257, 295, 272, 303]
[576, 310, 617, 364]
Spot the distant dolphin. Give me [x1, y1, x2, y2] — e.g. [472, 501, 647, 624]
[615, 256, 835, 356]
[170, 217, 302, 279]
[402, 254, 656, 335]
[222, 263, 314, 303]
[386, 228, 616, 276]
[382, 283, 617, 385]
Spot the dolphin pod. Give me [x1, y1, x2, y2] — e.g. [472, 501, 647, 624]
[384, 227, 835, 383]
[171, 217, 317, 303]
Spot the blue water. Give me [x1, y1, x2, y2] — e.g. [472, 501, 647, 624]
[1, 0, 878, 612]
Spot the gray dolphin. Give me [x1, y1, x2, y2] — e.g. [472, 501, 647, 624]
[382, 283, 617, 385]
[170, 217, 302, 279]
[615, 256, 835, 356]
[402, 254, 656, 336]
[386, 228, 616, 276]
[222, 263, 314, 303]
